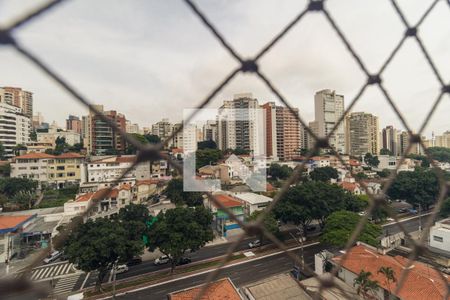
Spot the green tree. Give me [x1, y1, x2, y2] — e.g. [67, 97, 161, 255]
[64, 218, 144, 291]
[144, 134, 161, 144]
[274, 182, 351, 234]
[309, 166, 338, 182]
[355, 195, 387, 223]
[427, 147, 450, 163]
[378, 266, 396, 296]
[0, 163, 11, 177]
[0, 178, 38, 197]
[125, 133, 148, 154]
[268, 164, 293, 180]
[248, 210, 280, 244]
[387, 169, 439, 210]
[147, 206, 213, 273]
[11, 191, 36, 209]
[54, 136, 68, 155]
[376, 169, 391, 178]
[379, 148, 393, 156]
[115, 204, 152, 242]
[353, 270, 379, 299]
[364, 153, 379, 168]
[195, 148, 223, 170]
[321, 211, 382, 248]
[30, 130, 37, 141]
[197, 140, 217, 150]
[355, 172, 368, 180]
[224, 148, 250, 155]
[67, 142, 84, 153]
[165, 178, 203, 207]
[439, 198, 450, 218]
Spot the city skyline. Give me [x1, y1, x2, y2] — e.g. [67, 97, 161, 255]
[0, 0, 449, 136]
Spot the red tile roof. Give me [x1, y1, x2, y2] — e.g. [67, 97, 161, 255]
[349, 159, 361, 166]
[333, 245, 450, 300]
[338, 182, 359, 192]
[92, 188, 119, 200]
[214, 194, 242, 208]
[116, 156, 136, 163]
[169, 278, 241, 300]
[172, 148, 183, 153]
[136, 179, 160, 186]
[75, 193, 93, 202]
[14, 153, 54, 159]
[0, 215, 33, 231]
[57, 152, 84, 159]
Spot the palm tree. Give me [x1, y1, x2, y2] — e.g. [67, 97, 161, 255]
[378, 266, 396, 298]
[354, 270, 379, 299]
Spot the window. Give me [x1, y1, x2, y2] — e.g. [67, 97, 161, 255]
[57, 173, 64, 178]
[18, 167, 27, 170]
[57, 166, 65, 171]
[30, 166, 38, 170]
[67, 172, 76, 177]
[433, 236, 443, 242]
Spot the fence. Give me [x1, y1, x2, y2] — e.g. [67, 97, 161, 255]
[0, 0, 449, 299]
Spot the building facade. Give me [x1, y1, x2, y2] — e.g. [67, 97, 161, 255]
[66, 115, 82, 135]
[36, 126, 81, 146]
[152, 118, 172, 140]
[381, 125, 399, 156]
[314, 89, 346, 153]
[345, 112, 379, 156]
[0, 102, 31, 157]
[0, 87, 33, 118]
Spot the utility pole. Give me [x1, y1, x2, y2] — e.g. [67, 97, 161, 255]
[418, 204, 422, 239]
[112, 259, 118, 299]
[289, 226, 305, 280]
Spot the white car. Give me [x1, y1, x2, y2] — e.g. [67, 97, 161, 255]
[43, 251, 62, 264]
[154, 255, 171, 265]
[115, 264, 129, 274]
[248, 240, 261, 248]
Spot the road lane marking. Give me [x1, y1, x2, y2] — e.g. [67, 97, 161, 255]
[98, 241, 321, 299]
[382, 212, 432, 227]
[81, 272, 90, 290]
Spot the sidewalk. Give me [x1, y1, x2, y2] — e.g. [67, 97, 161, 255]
[0, 249, 44, 278]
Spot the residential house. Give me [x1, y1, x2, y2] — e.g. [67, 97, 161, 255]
[198, 164, 231, 184]
[64, 193, 94, 217]
[168, 278, 241, 300]
[232, 192, 273, 217]
[332, 244, 450, 300]
[134, 179, 165, 203]
[338, 181, 362, 195]
[429, 218, 450, 257]
[205, 193, 244, 237]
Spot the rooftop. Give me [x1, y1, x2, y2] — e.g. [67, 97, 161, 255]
[233, 192, 273, 205]
[242, 273, 311, 300]
[168, 278, 241, 300]
[0, 215, 35, 234]
[333, 244, 450, 300]
[213, 194, 242, 208]
[13, 152, 84, 160]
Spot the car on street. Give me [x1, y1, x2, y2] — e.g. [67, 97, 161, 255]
[154, 255, 171, 265]
[409, 209, 418, 214]
[115, 264, 129, 274]
[397, 208, 408, 214]
[127, 257, 143, 266]
[43, 251, 62, 264]
[248, 240, 261, 248]
[177, 257, 192, 266]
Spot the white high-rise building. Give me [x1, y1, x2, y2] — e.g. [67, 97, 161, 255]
[202, 120, 218, 142]
[217, 93, 265, 156]
[126, 121, 140, 134]
[314, 89, 346, 153]
[0, 102, 31, 157]
[183, 123, 198, 154]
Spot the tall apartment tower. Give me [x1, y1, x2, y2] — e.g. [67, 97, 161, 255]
[66, 115, 82, 134]
[0, 87, 33, 118]
[314, 89, 346, 153]
[261, 102, 301, 161]
[381, 125, 399, 155]
[217, 93, 265, 156]
[87, 105, 126, 155]
[345, 112, 379, 156]
[202, 120, 218, 143]
[152, 118, 172, 141]
[0, 102, 31, 157]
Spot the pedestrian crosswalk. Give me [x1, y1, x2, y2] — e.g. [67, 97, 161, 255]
[52, 273, 81, 295]
[31, 262, 75, 281]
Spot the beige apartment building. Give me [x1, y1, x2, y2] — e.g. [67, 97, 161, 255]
[345, 112, 379, 156]
[11, 152, 85, 188]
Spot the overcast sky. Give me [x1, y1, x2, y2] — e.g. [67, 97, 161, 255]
[0, 0, 449, 137]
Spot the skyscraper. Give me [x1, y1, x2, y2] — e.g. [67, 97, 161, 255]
[314, 89, 346, 153]
[86, 105, 126, 155]
[0, 86, 33, 118]
[381, 125, 399, 155]
[66, 115, 82, 134]
[217, 93, 264, 156]
[152, 118, 172, 141]
[345, 112, 379, 156]
[0, 102, 31, 157]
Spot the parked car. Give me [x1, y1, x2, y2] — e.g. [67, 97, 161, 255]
[115, 264, 129, 274]
[248, 240, 261, 248]
[127, 257, 143, 266]
[43, 251, 62, 264]
[154, 255, 171, 265]
[177, 257, 192, 266]
[409, 209, 418, 214]
[397, 208, 407, 214]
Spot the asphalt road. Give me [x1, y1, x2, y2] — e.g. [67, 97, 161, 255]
[75, 214, 425, 291]
[115, 243, 325, 300]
